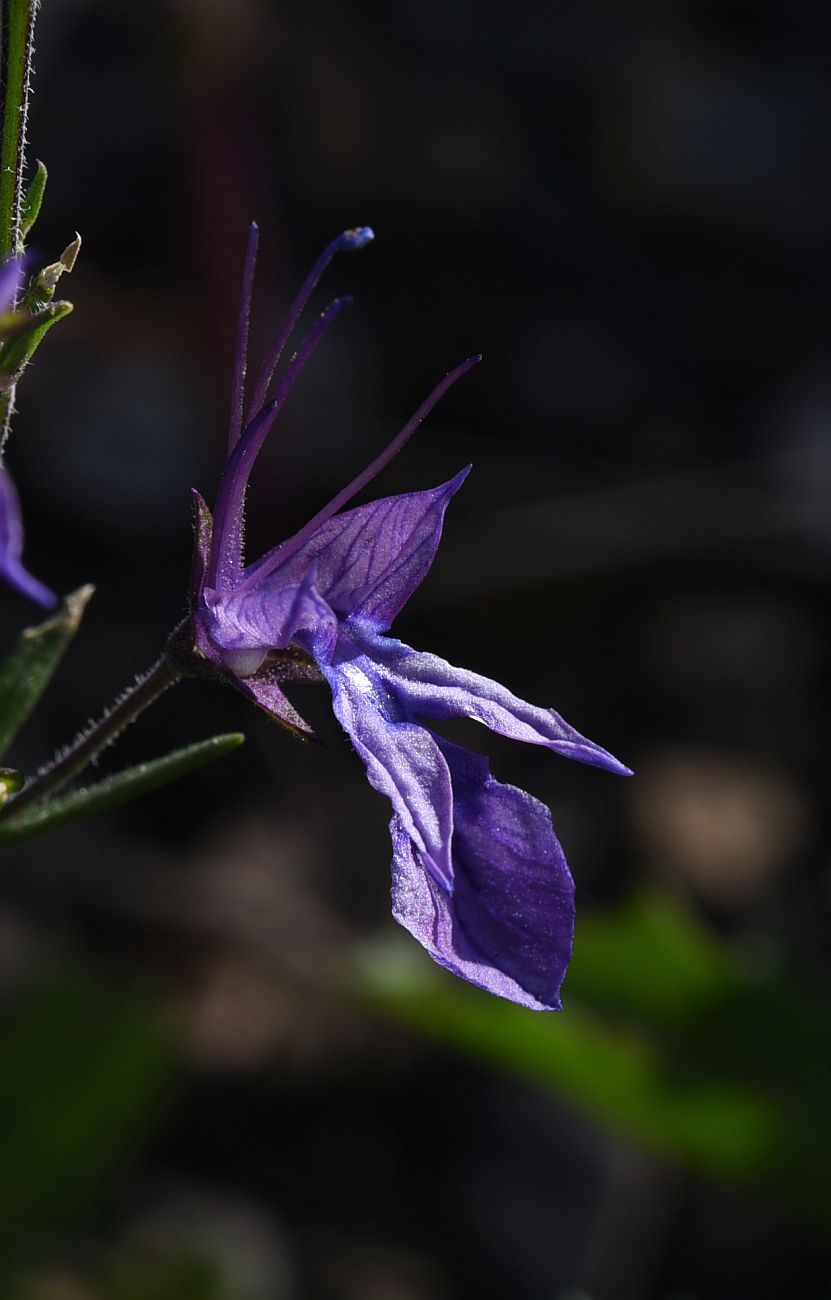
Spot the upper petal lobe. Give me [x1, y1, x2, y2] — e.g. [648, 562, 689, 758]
[239, 470, 469, 630]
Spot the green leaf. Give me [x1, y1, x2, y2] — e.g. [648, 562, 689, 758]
[0, 585, 93, 761]
[19, 160, 47, 240]
[565, 892, 742, 1025]
[0, 732, 245, 844]
[357, 942, 781, 1180]
[0, 972, 170, 1271]
[0, 309, 34, 343]
[0, 298, 73, 386]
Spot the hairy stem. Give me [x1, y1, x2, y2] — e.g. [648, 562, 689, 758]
[0, 653, 183, 819]
[0, 0, 38, 260]
[0, 0, 39, 453]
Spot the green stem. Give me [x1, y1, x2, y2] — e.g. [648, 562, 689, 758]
[0, 0, 39, 452]
[0, 653, 183, 818]
[0, 0, 38, 260]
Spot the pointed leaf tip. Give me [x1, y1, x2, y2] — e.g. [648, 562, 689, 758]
[0, 584, 94, 759]
[23, 583, 95, 640]
[20, 160, 48, 240]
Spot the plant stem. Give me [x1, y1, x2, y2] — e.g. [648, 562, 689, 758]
[0, 653, 183, 819]
[0, 0, 39, 451]
[0, 0, 38, 261]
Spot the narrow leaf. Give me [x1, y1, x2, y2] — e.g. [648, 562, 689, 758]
[0, 309, 29, 342]
[0, 299, 74, 438]
[0, 732, 245, 843]
[19, 159, 47, 239]
[0, 298, 73, 383]
[0, 585, 93, 760]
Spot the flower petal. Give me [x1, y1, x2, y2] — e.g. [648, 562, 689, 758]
[349, 626, 631, 775]
[0, 467, 56, 607]
[0, 255, 24, 314]
[241, 470, 469, 630]
[390, 738, 574, 1010]
[328, 623, 577, 1006]
[206, 563, 338, 664]
[325, 654, 455, 891]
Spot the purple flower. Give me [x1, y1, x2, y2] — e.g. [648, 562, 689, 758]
[189, 226, 630, 1010]
[0, 467, 56, 608]
[0, 255, 24, 315]
[0, 257, 56, 608]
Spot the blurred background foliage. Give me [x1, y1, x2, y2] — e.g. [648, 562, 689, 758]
[0, 0, 830, 1297]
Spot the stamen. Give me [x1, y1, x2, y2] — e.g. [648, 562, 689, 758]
[238, 354, 482, 592]
[228, 222, 260, 453]
[208, 297, 353, 589]
[246, 226, 374, 424]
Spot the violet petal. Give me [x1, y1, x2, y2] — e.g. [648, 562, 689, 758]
[205, 563, 338, 663]
[0, 468, 56, 608]
[0, 256, 24, 313]
[356, 626, 631, 775]
[242, 471, 469, 630]
[324, 653, 455, 891]
[389, 737, 574, 1010]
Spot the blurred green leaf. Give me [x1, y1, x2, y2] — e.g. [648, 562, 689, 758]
[0, 732, 245, 844]
[12, 1254, 237, 1300]
[19, 161, 47, 240]
[0, 973, 171, 1272]
[565, 893, 743, 1025]
[0, 586, 93, 761]
[105, 1256, 233, 1300]
[357, 940, 781, 1180]
[0, 767, 24, 802]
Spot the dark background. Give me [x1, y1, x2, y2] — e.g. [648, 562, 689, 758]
[0, 1, 830, 1297]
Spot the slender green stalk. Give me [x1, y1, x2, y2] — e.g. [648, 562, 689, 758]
[0, 0, 39, 451]
[0, 653, 183, 818]
[0, 0, 38, 260]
